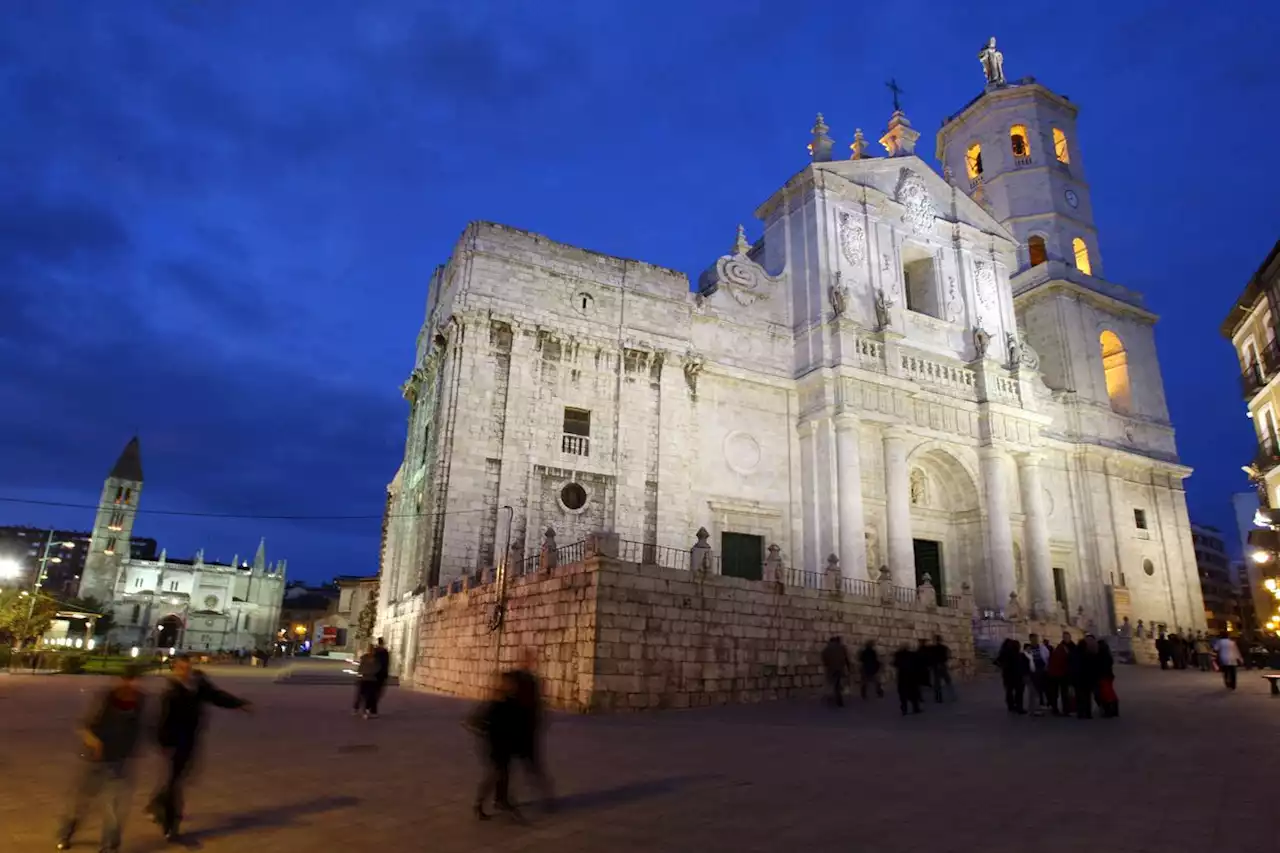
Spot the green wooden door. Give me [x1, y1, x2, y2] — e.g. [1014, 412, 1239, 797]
[721, 532, 764, 581]
[912, 539, 944, 597]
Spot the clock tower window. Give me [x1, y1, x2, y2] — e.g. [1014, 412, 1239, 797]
[1027, 235, 1047, 268]
[964, 142, 983, 186]
[1009, 124, 1032, 164]
[1052, 128, 1070, 165]
[1072, 238, 1093, 276]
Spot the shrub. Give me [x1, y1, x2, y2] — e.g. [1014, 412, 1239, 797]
[59, 655, 86, 674]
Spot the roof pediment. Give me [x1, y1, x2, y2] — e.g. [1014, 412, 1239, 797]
[757, 156, 1016, 251]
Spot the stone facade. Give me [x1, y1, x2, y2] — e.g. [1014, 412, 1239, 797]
[410, 540, 975, 712]
[378, 49, 1207, 676]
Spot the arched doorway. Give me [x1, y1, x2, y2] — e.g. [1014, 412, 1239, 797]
[157, 615, 183, 650]
[905, 445, 982, 600]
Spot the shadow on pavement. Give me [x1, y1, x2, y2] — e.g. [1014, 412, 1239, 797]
[133, 794, 361, 850]
[547, 774, 715, 813]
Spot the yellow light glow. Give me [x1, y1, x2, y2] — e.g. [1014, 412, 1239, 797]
[1100, 331, 1131, 414]
[1053, 128, 1070, 164]
[130, 647, 140, 658]
[1267, 578, 1278, 591]
[965, 143, 982, 180]
[1073, 238, 1092, 276]
[1254, 551, 1272, 564]
[1009, 124, 1031, 159]
[293, 624, 306, 635]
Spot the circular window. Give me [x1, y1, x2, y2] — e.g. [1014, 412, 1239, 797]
[559, 482, 587, 511]
[1143, 559, 1155, 576]
[204, 595, 218, 609]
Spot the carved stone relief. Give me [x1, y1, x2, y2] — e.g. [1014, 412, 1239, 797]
[895, 169, 936, 236]
[838, 211, 866, 267]
[909, 468, 927, 506]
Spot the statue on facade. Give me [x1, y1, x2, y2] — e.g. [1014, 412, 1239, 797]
[978, 37, 1005, 87]
[828, 272, 847, 319]
[1005, 332, 1022, 368]
[873, 288, 893, 331]
[973, 326, 991, 359]
[1018, 335, 1040, 371]
[682, 351, 705, 396]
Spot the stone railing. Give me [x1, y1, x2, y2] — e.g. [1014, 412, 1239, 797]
[854, 336, 884, 371]
[900, 352, 976, 396]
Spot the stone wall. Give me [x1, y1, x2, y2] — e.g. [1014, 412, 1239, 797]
[411, 549, 977, 713]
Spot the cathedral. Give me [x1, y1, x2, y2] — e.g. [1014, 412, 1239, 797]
[77, 437, 286, 652]
[377, 40, 1205, 654]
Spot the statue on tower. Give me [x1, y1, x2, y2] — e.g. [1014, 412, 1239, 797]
[978, 37, 1005, 87]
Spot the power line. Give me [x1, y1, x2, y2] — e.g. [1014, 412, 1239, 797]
[0, 496, 486, 523]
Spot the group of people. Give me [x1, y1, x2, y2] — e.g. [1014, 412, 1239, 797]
[1158, 630, 1246, 690]
[57, 653, 252, 851]
[821, 635, 956, 715]
[995, 632, 1119, 719]
[464, 647, 556, 820]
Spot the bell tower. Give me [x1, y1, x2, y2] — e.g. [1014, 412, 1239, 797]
[937, 71, 1099, 277]
[78, 437, 144, 602]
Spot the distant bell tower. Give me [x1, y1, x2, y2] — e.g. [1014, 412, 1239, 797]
[937, 60, 1099, 277]
[78, 437, 144, 602]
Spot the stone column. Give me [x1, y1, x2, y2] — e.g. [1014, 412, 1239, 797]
[882, 427, 914, 588]
[979, 445, 1017, 611]
[834, 413, 867, 579]
[1017, 453, 1056, 620]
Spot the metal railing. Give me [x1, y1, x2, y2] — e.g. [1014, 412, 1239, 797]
[618, 539, 692, 571]
[1255, 436, 1280, 476]
[838, 577, 879, 597]
[778, 568, 824, 589]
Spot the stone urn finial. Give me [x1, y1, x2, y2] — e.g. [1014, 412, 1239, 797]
[539, 526, 558, 572]
[694, 527, 710, 547]
[764, 543, 784, 583]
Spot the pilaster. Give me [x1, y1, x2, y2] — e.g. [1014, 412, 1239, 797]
[835, 413, 867, 579]
[882, 426, 914, 587]
[979, 445, 1017, 611]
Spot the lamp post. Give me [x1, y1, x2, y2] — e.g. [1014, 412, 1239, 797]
[21, 531, 76, 648]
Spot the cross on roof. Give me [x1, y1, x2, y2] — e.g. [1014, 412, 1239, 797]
[886, 78, 904, 112]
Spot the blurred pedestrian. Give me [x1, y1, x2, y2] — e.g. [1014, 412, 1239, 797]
[892, 643, 923, 715]
[146, 654, 251, 842]
[509, 647, 555, 810]
[465, 672, 523, 821]
[1214, 632, 1243, 690]
[354, 645, 381, 719]
[57, 665, 147, 852]
[374, 636, 391, 708]
[858, 640, 884, 699]
[927, 634, 955, 703]
[821, 637, 852, 708]
[995, 638, 1028, 714]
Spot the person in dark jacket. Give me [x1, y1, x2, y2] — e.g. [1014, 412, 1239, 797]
[146, 654, 251, 841]
[1095, 640, 1119, 717]
[1072, 635, 1100, 719]
[57, 666, 147, 852]
[374, 636, 391, 705]
[927, 634, 955, 703]
[508, 647, 555, 810]
[1046, 632, 1073, 715]
[892, 643, 923, 715]
[354, 645, 381, 718]
[466, 671, 523, 820]
[995, 638, 1029, 714]
[821, 637, 852, 707]
[858, 640, 884, 699]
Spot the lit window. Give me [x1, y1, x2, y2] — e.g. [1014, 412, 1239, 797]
[1100, 331, 1132, 414]
[1009, 124, 1031, 160]
[1027, 235, 1047, 267]
[964, 142, 983, 181]
[1072, 238, 1092, 276]
[104, 536, 117, 555]
[1053, 128, 1070, 164]
[114, 486, 124, 503]
[123, 488, 132, 504]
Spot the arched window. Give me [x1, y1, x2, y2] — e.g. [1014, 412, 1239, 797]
[965, 142, 983, 183]
[1027, 235, 1047, 267]
[1100, 330, 1132, 413]
[1072, 238, 1092, 276]
[1009, 124, 1031, 161]
[1053, 128, 1070, 164]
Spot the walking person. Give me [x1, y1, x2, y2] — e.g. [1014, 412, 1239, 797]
[821, 636, 852, 708]
[892, 643, 923, 715]
[509, 647, 556, 810]
[1194, 634, 1212, 671]
[374, 636, 391, 709]
[858, 640, 884, 699]
[1156, 632, 1171, 670]
[1073, 635, 1100, 719]
[146, 653, 251, 842]
[1026, 633, 1051, 715]
[465, 672, 522, 821]
[355, 645, 381, 718]
[56, 666, 147, 852]
[928, 634, 955, 703]
[995, 638, 1028, 714]
[1215, 632, 1243, 690]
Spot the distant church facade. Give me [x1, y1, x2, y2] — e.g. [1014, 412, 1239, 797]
[78, 438, 286, 653]
[377, 42, 1205, 665]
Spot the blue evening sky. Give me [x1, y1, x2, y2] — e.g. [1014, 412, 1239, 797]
[1, 1, 1277, 582]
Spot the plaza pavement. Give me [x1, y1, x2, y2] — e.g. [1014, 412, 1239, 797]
[2, 663, 1278, 853]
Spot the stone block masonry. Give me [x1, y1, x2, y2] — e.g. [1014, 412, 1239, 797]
[412, 549, 976, 713]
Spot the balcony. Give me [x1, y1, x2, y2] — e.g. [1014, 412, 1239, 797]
[1254, 437, 1280, 476]
[561, 433, 590, 457]
[1240, 338, 1280, 400]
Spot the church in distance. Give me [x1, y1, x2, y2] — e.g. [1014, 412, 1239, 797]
[377, 40, 1205, 658]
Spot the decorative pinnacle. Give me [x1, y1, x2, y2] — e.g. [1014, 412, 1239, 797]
[850, 127, 868, 160]
[808, 112, 834, 162]
[732, 224, 750, 256]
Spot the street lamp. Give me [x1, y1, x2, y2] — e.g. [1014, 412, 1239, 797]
[18, 533, 76, 648]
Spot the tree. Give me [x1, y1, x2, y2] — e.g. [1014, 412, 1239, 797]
[0, 590, 58, 646]
[69, 596, 114, 638]
[355, 583, 379, 643]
